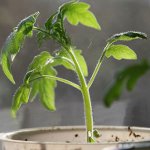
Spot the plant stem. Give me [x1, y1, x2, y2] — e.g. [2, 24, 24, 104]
[33, 27, 51, 36]
[67, 47, 94, 142]
[54, 56, 75, 67]
[82, 86, 94, 142]
[29, 75, 81, 91]
[88, 43, 111, 88]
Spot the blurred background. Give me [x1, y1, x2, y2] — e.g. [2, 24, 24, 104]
[0, 0, 150, 134]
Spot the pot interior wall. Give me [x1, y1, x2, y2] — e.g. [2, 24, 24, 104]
[7, 126, 150, 144]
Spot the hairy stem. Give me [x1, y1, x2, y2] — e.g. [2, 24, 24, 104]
[67, 47, 94, 142]
[88, 43, 111, 88]
[29, 75, 81, 91]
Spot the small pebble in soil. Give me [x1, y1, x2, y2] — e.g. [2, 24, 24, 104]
[24, 139, 28, 141]
[133, 133, 141, 138]
[66, 141, 70, 143]
[128, 126, 133, 136]
[128, 126, 141, 138]
[115, 136, 120, 142]
[75, 134, 79, 137]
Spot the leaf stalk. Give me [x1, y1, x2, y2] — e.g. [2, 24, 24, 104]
[29, 75, 81, 91]
[88, 43, 111, 88]
[33, 27, 51, 36]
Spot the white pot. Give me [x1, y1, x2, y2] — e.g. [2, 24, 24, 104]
[1, 126, 150, 150]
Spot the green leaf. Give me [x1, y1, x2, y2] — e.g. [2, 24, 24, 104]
[104, 78, 125, 107]
[0, 12, 39, 84]
[17, 12, 39, 36]
[24, 71, 40, 101]
[45, 13, 57, 30]
[105, 44, 137, 60]
[24, 51, 52, 85]
[93, 129, 101, 138]
[29, 80, 39, 101]
[62, 1, 101, 30]
[74, 50, 88, 76]
[42, 1, 100, 47]
[24, 51, 57, 111]
[89, 137, 95, 143]
[1, 31, 25, 84]
[44, 10, 70, 46]
[126, 61, 150, 91]
[38, 65, 57, 111]
[52, 50, 74, 70]
[51, 48, 88, 76]
[104, 60, 150, 107]
[28, 51, 52, 72]
[28, 65, 57, 111]
[11, 85, 31, 117]
[107, 31, 147, 44]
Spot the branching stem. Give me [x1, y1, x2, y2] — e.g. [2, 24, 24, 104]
[88, 43, 111, 88]
[33, 24, 95, 143]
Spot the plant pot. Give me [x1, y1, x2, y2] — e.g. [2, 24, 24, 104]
[0, 126, 150, 150]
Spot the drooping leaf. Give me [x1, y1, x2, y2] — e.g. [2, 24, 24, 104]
[0, 12, 39, 84]
[107, 31, 147, 44]
[38, 65, 57, 111]
[11, 85, 31, 117]
[29, 79, 39, 102]
[24, 51, 57, 111]
[23, 48, 87, 110]
[28, 66, 57, 111]
[105, 44, 137, 60]
[104, 60, 150, 107]
[1, 31, 25, 84]
[17, 12, 40, 36]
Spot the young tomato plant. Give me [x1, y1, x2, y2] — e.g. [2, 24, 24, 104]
[0, 0, 147, 143]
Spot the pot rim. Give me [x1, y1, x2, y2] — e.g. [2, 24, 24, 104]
[1, 126, 150, 145]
